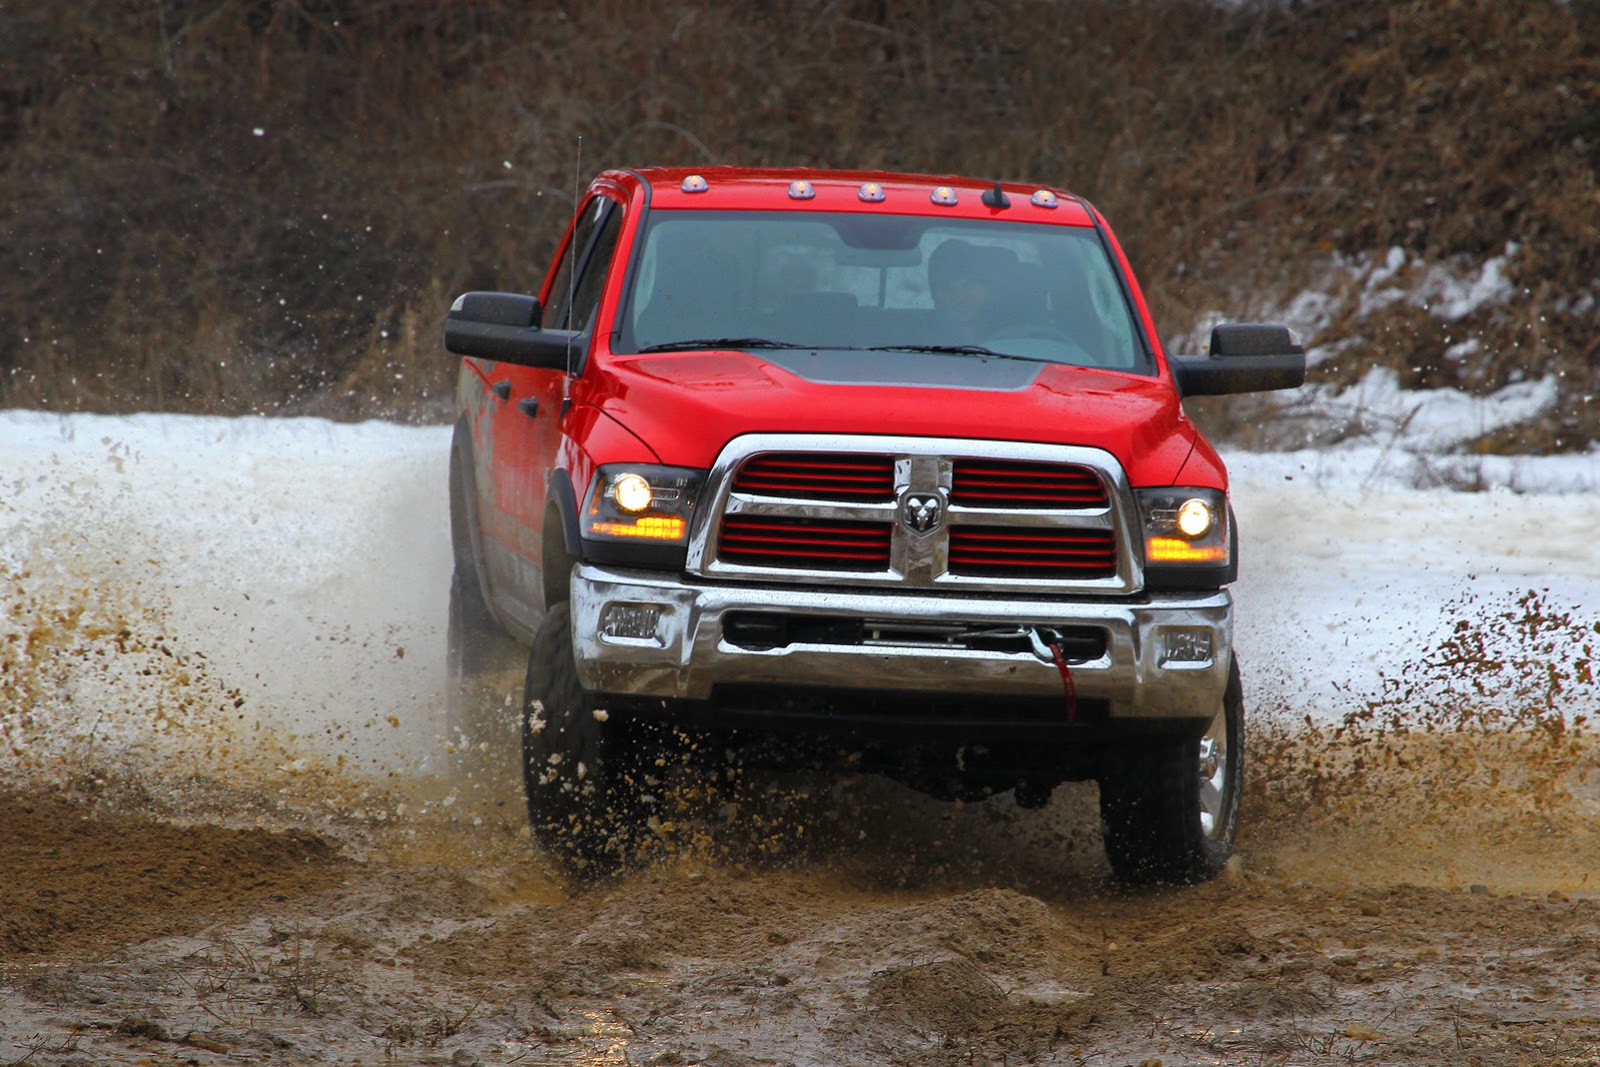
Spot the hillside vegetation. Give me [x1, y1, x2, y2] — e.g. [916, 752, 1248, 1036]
[2, 0, 1597, 446]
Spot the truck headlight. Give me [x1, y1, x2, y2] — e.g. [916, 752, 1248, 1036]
[585, 465, 704, 545]
[612, 473, 654, 513]
[1175, 498, 1215, 538]
[1136, 487, 1230, 569]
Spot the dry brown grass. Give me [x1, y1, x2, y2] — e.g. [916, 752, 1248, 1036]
[1, 0, 1597, 438]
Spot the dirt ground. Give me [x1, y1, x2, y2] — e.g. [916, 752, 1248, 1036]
[3, 720, 1599, 1067]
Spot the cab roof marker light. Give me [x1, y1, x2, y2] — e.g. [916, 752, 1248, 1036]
[681, 174, 709, 194]
[788, 179, 816, 200]
[1030, 189, 1059, 209]
[858, 182, 886, 203]
[930, 186, 958, 206]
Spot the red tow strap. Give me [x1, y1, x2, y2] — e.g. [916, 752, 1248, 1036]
[1047, 640, 1078, 724]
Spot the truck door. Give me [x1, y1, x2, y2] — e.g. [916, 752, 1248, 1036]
[478, 192, 626, 633]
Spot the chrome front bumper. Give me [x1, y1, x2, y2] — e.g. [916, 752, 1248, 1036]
[569, 564, 1233, 720]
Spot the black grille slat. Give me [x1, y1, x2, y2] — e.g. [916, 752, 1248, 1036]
[720, 515, 892, 571]
[733, 453, 895, 501]
[947, 526, 1116, 579]
[950, 459, 1108, 509]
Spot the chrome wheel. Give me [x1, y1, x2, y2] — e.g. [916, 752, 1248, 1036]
[1197, 708, 1228, 840]
[1099, 659, 1243, 884]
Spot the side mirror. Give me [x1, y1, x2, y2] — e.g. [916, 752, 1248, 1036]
[1169, 323, 1307, 396]
[443, 291, 583, 369]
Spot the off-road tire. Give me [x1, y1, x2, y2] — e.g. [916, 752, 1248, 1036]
[1098, 658, 1244, 884]
[521, 602, 655, 876]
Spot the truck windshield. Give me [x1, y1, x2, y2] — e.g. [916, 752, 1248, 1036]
[619, 210, 1149, 372]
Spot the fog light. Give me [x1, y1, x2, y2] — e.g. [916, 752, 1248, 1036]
[601, 604, 663, 643]
[1159, 627, 1214, 667]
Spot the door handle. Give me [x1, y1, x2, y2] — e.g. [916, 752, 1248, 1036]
[517, 397, 540, 418]
[491, 379, 511, 401]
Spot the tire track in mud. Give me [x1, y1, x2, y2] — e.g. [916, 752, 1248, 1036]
[0, 790, 344, 961]
[4, 763, 1600, 1067]
[3, 622, 1599, 1067]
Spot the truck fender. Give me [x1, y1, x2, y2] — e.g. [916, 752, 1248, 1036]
[543, 469, 584, 607]
[1226, 502, 1240, 585]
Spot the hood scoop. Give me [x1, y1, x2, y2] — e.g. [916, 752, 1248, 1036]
[759, 347, 1042, 391]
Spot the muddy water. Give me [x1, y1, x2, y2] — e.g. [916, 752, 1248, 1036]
[4, 593, 1600, 1067]
[4, 420, 1600, 1065]
[3, 727, 1599, 1067]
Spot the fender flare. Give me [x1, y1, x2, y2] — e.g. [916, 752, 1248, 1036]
[546, 469, 585, 562]
[543, 469, 585, 608]
[1226, 502, 1240, 586]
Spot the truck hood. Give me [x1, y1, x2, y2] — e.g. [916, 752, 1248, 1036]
[580, 348, 1197, 487]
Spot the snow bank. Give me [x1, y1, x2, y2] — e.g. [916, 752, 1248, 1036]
[1270, 366, 1563, 457]
[1186, 244, 1570, 460]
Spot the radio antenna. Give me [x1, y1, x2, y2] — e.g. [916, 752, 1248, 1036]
[565, 134, 583, 380]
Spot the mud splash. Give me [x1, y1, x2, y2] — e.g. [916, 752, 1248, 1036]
[8, 535, 1596, 897]
[0, 418, 454, 790]
[6, 764, 1600, 1067]
[0, 554, 433, 843]
[1248, 588, 1600, 894]
[5, 419, 1600, 1063]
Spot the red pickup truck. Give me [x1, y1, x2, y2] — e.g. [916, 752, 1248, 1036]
[444, 167, 1303, 881]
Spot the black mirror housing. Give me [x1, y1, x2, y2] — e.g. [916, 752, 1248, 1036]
[444, 291, 582, 369]
[1170, 323, 1307, 396]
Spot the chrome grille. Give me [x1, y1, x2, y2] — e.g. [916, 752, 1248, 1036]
[694, 435, 1137, 594]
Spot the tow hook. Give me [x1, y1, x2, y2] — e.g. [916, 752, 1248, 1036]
[1028, 626, 1079, 723]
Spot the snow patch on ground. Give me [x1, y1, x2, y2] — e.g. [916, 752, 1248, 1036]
[1181, 243, 1567, 458]
[1353, 243, 1517, 322]
[1225, 448, 1600, 718]
[1275, 366, 1561, 455]
[1270, 243, 1524, 356]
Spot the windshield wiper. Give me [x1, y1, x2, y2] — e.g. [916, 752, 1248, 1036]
[866, 343, 1050, 363]
[639, 337, 809, 353]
